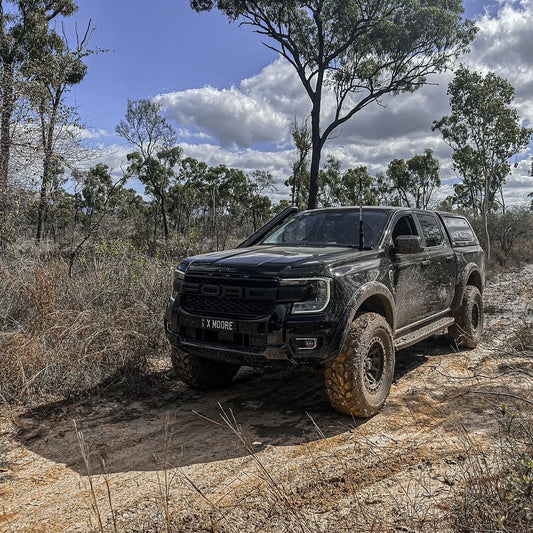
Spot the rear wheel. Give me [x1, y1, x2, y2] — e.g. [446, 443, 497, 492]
[171, 348, 240, 389]
[325, 313, 395, 417]
[448, 285, 483, 349]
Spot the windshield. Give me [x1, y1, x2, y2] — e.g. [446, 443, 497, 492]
[259, 209, 391, 249]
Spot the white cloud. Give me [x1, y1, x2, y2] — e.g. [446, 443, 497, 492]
[154, 85, 290, 149]
[240, 58, 309, 119]
[176, 128, 213, 142]
[466, 0, 533, 125]
[468, 1, 533, 72]
[76, 127, 113, 141]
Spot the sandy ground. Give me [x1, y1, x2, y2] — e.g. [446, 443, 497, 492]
[1, 265, 532, 532]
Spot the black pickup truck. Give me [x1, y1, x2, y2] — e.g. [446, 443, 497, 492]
[165, 206, 485, 416]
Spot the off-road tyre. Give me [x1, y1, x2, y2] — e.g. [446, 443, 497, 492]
[448, 285, 483, 349]
[325, 313, 395, 417]
[171, 347, 240, 389]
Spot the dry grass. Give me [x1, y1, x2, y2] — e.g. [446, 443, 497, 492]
[0, 239, 171, 406]
[449, 410, 532, 533]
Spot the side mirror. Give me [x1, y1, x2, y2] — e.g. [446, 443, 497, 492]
[394, 235, 423, 254]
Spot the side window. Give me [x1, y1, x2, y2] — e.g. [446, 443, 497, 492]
[417, 213, 444, 247]
[441, 216, 477, 246]
[392, 215, 418, 245]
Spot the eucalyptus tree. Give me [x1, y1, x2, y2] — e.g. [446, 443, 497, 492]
[204, 164, 253, 248]
[339, 165, 377, 206]
[286, 119, 311, 209]
[190, 0, 476, 209]
[248, 169, 274, 230]
[30, 21, 94, 241]
[211, 165, 274, 242]
[125, 146, 182, 242]
[67, 163, 127, 276]
[116, 99, 180, 243]
[0, 0, 78, 247]
[169, 156, 210, 235]
[78, 163, 120, 221]
[0, 0, 77, 195]
[488, 207, 533, 265]
[318, 155, 341, 207]
[433, 67, 532, 260]
[317, 157, 378, 207]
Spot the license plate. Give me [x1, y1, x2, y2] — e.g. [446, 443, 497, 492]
[201, 317, 237, 332]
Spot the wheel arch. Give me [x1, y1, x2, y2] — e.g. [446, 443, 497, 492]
[336, 282, 396, 356]
[355, 293, 395, 329]
[466, 268, 484, 294]
[452, 262, 485, 312]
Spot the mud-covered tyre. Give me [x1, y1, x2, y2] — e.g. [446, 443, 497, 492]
[448, 285, 483, 349]
[171, 348, 240, 389]
[325, 313, 395, 417]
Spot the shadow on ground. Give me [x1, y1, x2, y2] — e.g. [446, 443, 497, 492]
[16, 339, 440, 475]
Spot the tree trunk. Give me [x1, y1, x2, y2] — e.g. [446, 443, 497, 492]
[152, 203, 159, 249]
[0, 64, 14, 246]
[36, 100, 59, 243]
[482, 210, 490, 263]
[482, 174, 491, 262]
[160, 195, 169, 241]
[290, 169, 296, 207]
[307, 99, 322, 210]
[36, 150, 53, 242]
[0, 64, 14, 195]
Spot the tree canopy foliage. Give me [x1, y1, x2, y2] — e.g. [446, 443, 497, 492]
[0, 1, 101, 245]
[386, 149, 441, 209]
[190, 0, 477, 209]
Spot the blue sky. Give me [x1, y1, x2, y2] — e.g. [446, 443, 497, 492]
[61, 1, 533, 205]
[67, 1, 276, 133]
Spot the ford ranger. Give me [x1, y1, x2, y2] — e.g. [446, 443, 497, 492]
[164, 206, 485, 416]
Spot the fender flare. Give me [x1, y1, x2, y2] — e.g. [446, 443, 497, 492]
[452, 262, 484, 311]
[335, 282, 396, 357]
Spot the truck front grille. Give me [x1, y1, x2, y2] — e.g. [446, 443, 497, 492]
[183, 294, 273, 317]
[180, 274, 278, 319]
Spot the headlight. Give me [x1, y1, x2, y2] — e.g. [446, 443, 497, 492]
[172, 266, 186, 296]
[174, 266, 186, 281]
[280, 278, 331, 314]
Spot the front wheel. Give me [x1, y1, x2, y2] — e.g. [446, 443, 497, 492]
[171, 348, 240, 390]
[448, 285, 483, 349]
[325, 313, 395, 417]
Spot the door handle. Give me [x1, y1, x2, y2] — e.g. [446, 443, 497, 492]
[421, 259, 430, 267]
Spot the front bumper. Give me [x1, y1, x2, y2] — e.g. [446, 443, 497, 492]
[164, 298, 337, 366]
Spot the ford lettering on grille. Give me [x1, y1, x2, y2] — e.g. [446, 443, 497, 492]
[201, 318, 236, 331]
[181, 282, 276, 301]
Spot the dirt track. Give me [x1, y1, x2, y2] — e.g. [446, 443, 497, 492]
[1, 265, 532, 532]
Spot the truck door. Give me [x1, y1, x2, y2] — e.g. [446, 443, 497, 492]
[414, 212, 457, 317]
[390, 214, 431, 328]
